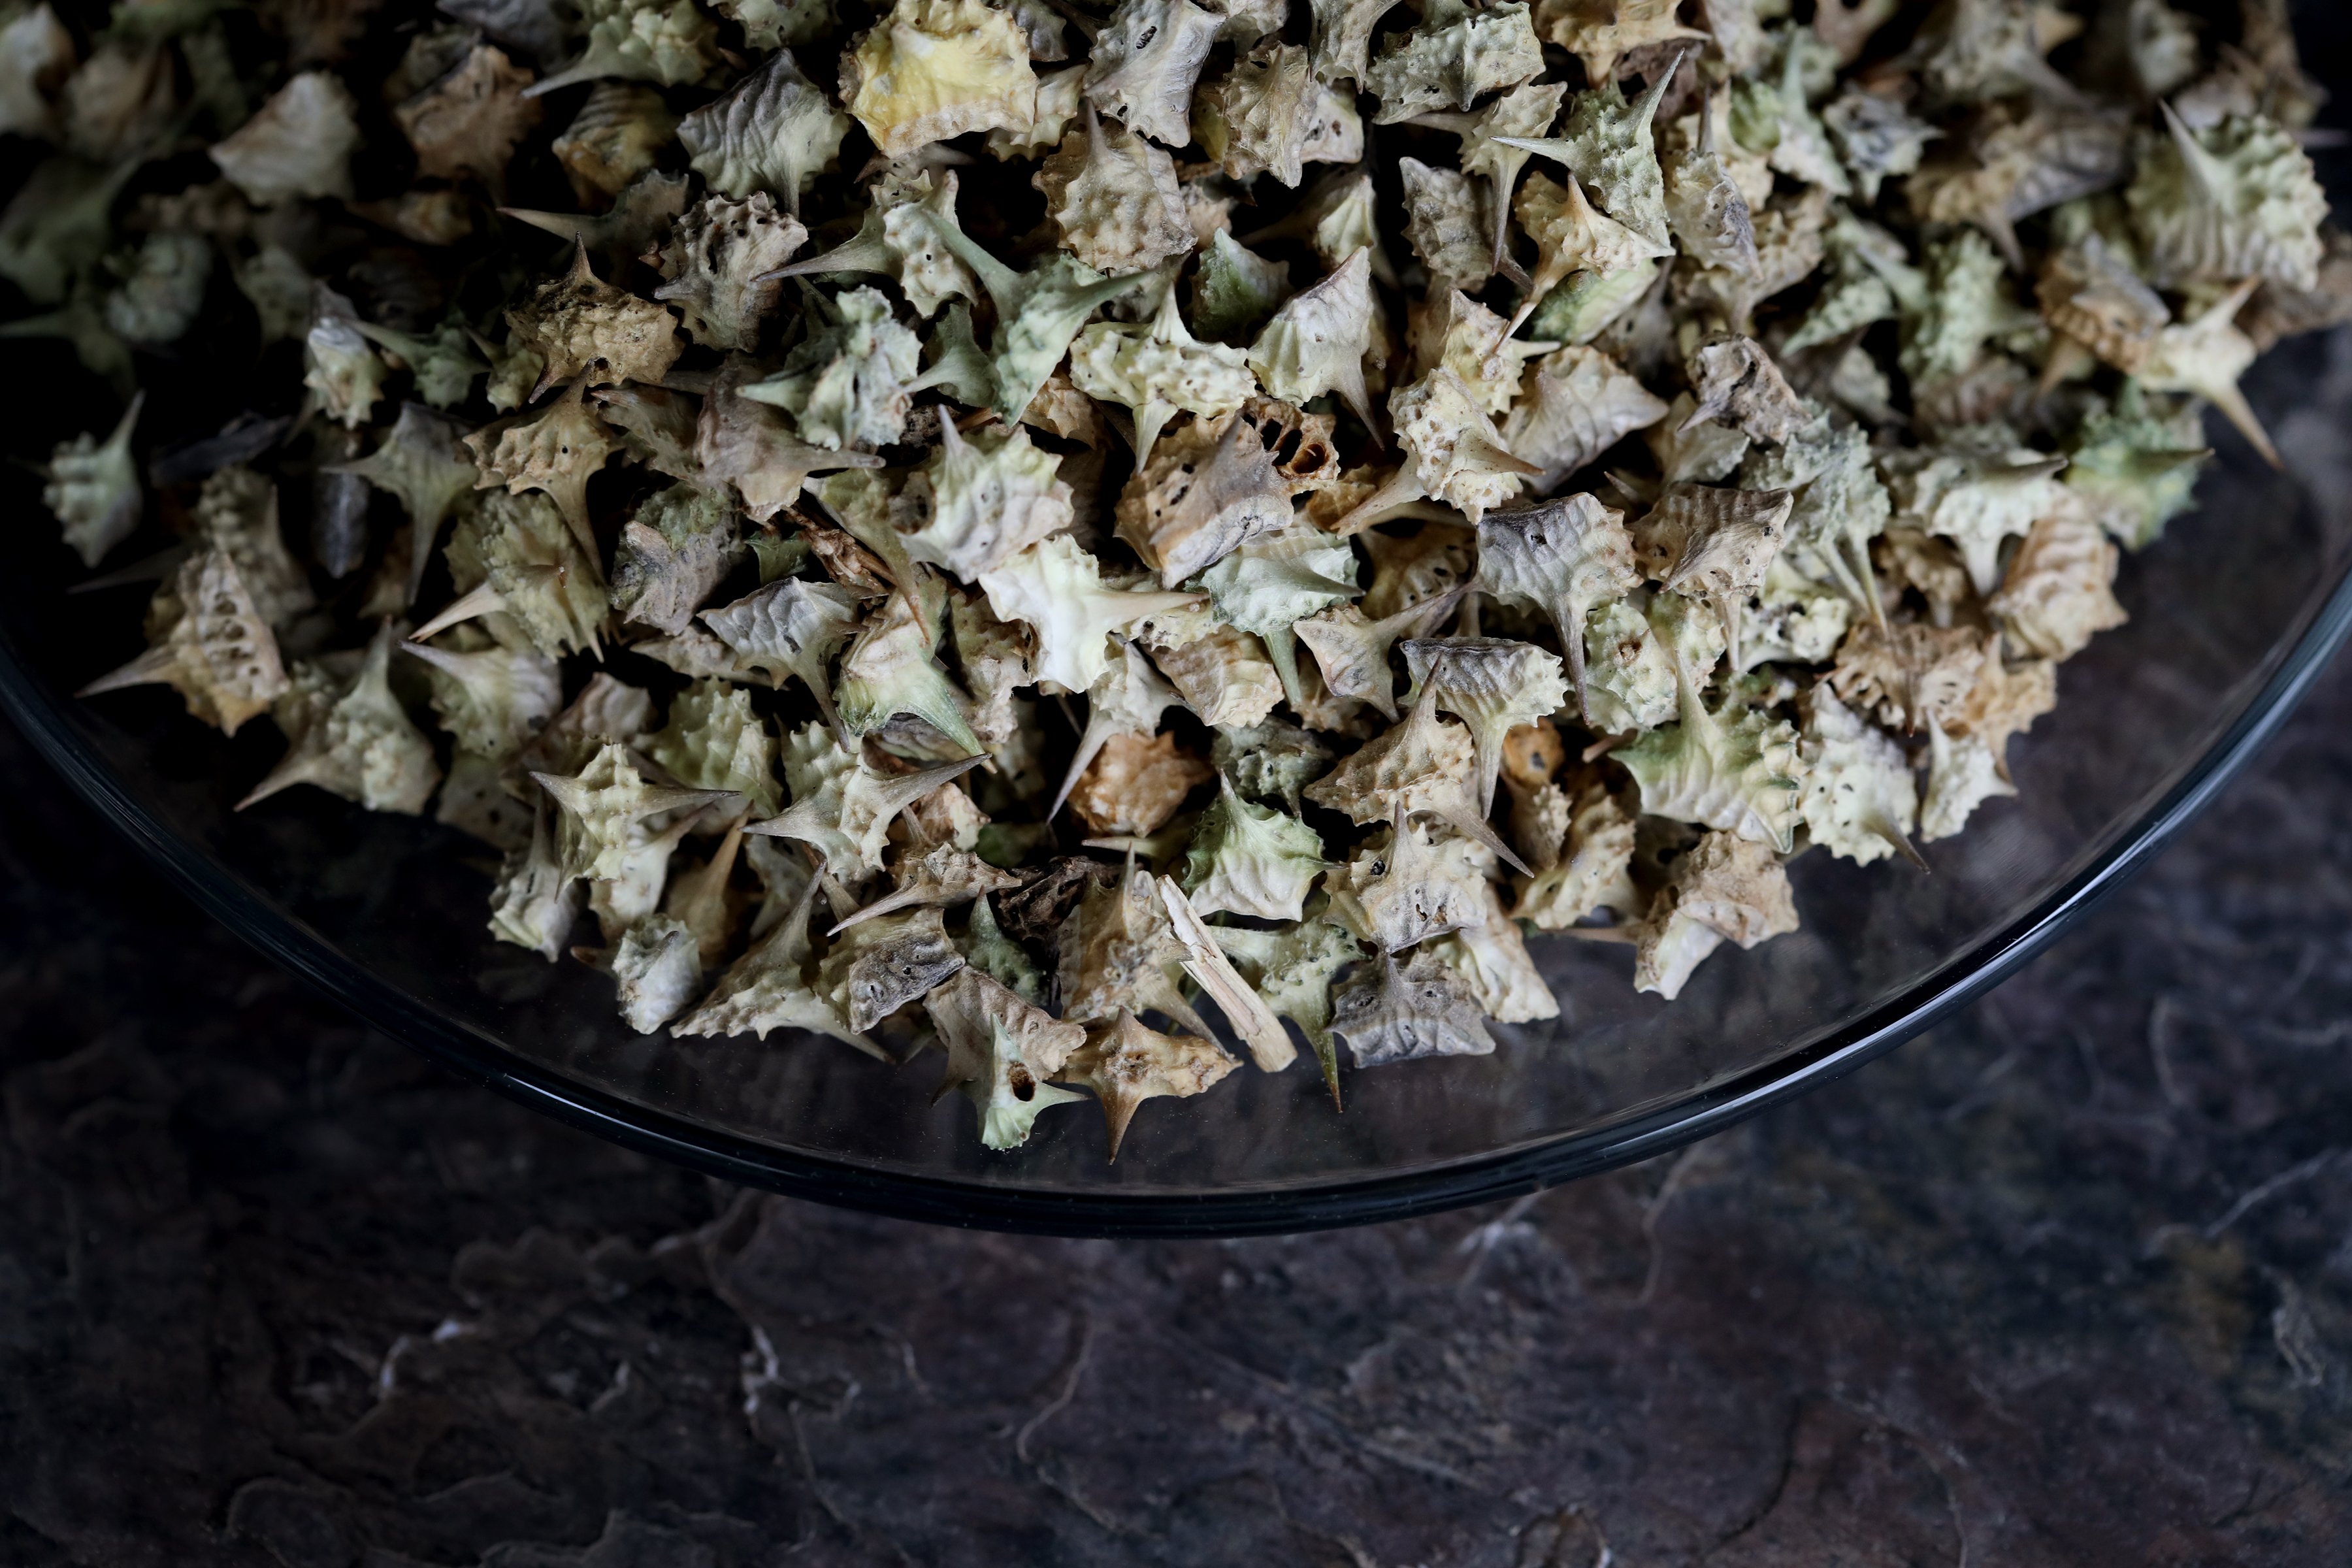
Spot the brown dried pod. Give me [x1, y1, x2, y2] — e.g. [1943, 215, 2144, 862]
[1946, 638, 2055, 779]
[1058, 1010, 1237, 1161]
[1985, 502, 2128, 662]
[504, 240, 682, 395]
[551, 81, 677, 202]
[1000, 855, 1120, 951]
[2036, 234, 2170, 374]
[79, 548, 289, 736]
[1630, 482, 1795, 663]
[1360, 521, 1475, 620]
[1068, 730, 1215, 836]
[395, 41, 542, 191]
[1828, 620, 1988, 734]
[1058, 862, 1215, 1035]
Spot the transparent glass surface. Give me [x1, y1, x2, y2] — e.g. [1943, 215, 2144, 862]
[7, 88, 2352, 1238]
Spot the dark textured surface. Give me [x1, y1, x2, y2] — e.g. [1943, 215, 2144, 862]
[3, 643, 2351, 1568]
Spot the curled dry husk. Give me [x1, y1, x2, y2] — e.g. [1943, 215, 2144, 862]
[35, 0, 2339, 1158]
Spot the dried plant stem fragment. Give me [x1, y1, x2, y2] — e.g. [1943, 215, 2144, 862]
[1156, 877, 1295, 1071]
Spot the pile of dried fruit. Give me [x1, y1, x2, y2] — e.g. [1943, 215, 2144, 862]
[12, 0, 2346, 1156]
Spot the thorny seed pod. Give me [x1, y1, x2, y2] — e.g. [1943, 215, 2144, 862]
[36, 0, 2348, 1139]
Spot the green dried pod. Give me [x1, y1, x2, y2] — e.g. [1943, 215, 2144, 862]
[2128, 107, 2327, 293]
[1614, 595, 1805, 852]
[2062, 385, 2210, 549]
[678, 50, 846, 211]
[1497, 63, 1680, 253]
[743, 285, 922, 450]
[246, 620, 447, 818]
[41, 392, 142, 569]
[1364, 1, 1544, 126]
[930, 968, 1090, 1149]
[1181, 774, 1326, 921]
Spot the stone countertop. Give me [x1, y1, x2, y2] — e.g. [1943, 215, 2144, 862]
[3, 645, 2349, 1568]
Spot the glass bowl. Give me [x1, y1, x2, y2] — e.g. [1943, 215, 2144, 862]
[7, 76, 2352, 1239]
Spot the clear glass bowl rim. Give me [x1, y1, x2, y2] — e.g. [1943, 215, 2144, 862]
[5, 550, 2349, 1238]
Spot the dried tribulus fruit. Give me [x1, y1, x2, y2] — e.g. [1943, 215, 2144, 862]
[28, 0, 2337, 1157]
